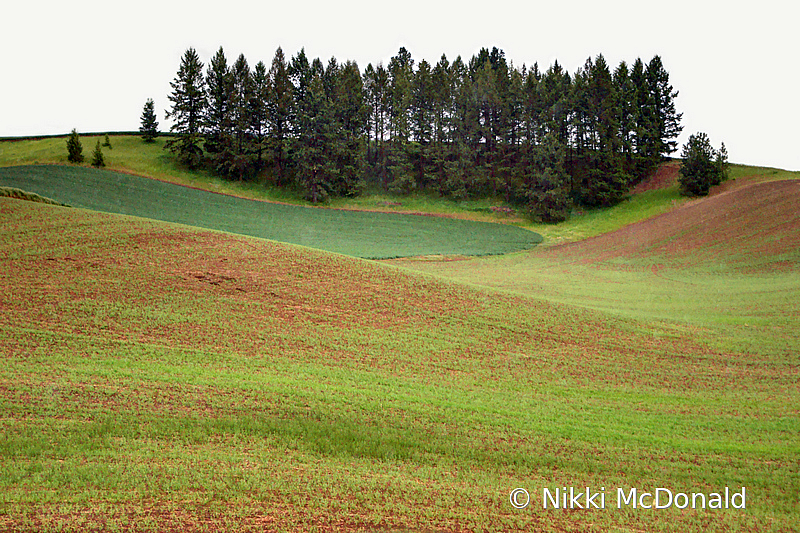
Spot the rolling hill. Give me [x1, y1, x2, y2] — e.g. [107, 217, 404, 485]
[0, 164, 542, 259]
[1, 169, 798, 530]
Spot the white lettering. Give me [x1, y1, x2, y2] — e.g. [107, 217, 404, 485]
[543, 488, 559, 509]
[655, 488, 672, 509]
[691, 492, 707, 509]
[731, 487, 746, 509]
[617, 487, 636, 508]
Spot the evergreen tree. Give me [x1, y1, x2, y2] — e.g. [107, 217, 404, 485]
[410, 59, 434, 187]
[630, 57, 659, 174]
[363, 63, 390, 184]
[429, 55, 454, 193]
[520, 132, 571, 222]
[646, 55, 683, 158]
[714, 142, 729, 185]
[387, 48, 414, 190]
[679, 132, 720, 196]
[66, 129, 84, 163]
[613, 61, 635, 170]
[165, 48, 206, 168]
[249, 61, 270, 171]
[203, 47, 234, 172]
[579, 54, 629, 207]
[139, 98, 159, 142]
[103, 133, 112, 149]
[294, 73, 340, 203]
[227, 53, 254, 179]
[268, 47, 295, 185]
[331, 60, 368, 196]
[91, 139, 105, 168]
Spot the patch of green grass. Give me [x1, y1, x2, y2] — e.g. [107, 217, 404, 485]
[529, 185, 689, 245]
[4, 135, 794, 239]
[0, 164, 541, 259]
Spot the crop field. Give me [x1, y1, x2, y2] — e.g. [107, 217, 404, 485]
[392, 178, 800, 356]
[0, 165, 541, 259]
[1, 138, 799, 532]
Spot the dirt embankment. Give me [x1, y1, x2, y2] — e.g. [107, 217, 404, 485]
[544, 179, 800, 267]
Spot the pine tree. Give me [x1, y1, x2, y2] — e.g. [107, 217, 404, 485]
[293, 73, 340, 203]
[203, 47, 233, 172]
[91, 139, 105, 168]
[520, 132, 571, 222]
[66, 129, 84, 163]
[410, 59, 434, 187]
[613, 61, 636, 172]
[630, 58, 659, 174]
[102, 134, 112, 149]
[714, 142, 729, 185]
[227, 53, 254, 179]
[268, 47, 295, 185]
[249, 61, 270, 172]
[646, 55, 683, 158]
[139, 98, 159, 142]
[331, 60, 367, 196]
[579, 54, 630, 207]
[165, 48, 206, 168]
[679, 132, 718, 196]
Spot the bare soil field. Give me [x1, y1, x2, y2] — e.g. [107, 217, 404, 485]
[544, 179, 800, 269]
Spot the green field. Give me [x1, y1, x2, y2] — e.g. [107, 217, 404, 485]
[1, 136, 799, 532]
[0, 165, 541, 259]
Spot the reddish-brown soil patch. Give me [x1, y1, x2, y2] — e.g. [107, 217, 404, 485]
[632, 161, 680, 194]
[543, 179, 800, 267]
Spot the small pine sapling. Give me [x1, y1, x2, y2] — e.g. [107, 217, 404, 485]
[91, 139, 105, 168]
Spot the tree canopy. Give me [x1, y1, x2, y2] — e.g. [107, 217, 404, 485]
[163, 46, 685, 213]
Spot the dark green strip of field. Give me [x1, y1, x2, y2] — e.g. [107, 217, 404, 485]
[0, 165, 541, 259]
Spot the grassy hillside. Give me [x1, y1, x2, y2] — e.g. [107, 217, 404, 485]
[0, 165, 541, 259]
[393, 178, 800, 357]
[1, 195, 798, 532]
[2, 134, 796, 246]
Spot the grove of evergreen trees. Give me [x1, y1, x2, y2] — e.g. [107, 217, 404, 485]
[164, 46, 683, 216]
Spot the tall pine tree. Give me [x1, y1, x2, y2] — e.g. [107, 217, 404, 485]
[646, 55, 683, 158]
[139, 98, 159, 142]
[268, 47, 295, 185]
[165, 48, 206, 169]
[293, 72, 340, 203]
[203, 47, 234, 174]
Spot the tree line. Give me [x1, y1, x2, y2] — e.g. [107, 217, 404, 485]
[161, 46, 683, 220]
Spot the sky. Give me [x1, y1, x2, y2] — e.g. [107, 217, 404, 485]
[2, 0, 797, 170]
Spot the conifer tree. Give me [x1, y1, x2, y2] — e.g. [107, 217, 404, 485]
[613, 61, 635, 168]
[714, 142, 729, 185]
[268, 47, 295, 185]
[630, 58, 659, 174]
[249, 61, 270, 171]
[331, 60, 368, 196]
[91, 139, 105, 168]
[646, 55, 683, 158]
[165, 48, 206, 168]
[203, 47, 233, 171]
[139, 98, 159, 142]
[227, 53, 254, 179]
[520, 132, 571, 222]
[103, 134, 112, 149]
[679, 132, 719, 196]
[294, 73, 340, 203]
[66, 129, 84, 163]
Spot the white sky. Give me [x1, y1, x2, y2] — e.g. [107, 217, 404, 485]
[2, 0, 797, 170]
